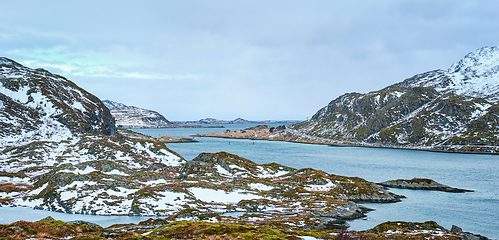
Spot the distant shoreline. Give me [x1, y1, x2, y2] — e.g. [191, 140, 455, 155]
[123, 125, 225, 129]
[195, 128, 499, 155]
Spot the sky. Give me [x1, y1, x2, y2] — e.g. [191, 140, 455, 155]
[1, 1, 499, 121]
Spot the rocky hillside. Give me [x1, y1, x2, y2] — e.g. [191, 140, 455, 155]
[1, 57, 115, 147]
[291, 47, 499, 153]
[0, 58, 184, 214]
[103, 100, 178, 128]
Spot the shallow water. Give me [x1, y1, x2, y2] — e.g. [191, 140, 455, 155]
[1, 123, 498, 238]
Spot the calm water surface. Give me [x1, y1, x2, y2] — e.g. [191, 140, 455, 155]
[1, 123, 497, 238]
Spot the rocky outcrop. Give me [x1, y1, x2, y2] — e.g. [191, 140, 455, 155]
[1, 148, 404, 229]
[379, 178, 474, 193]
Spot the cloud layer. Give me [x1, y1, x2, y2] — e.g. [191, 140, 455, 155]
[1, 0, 499, 120]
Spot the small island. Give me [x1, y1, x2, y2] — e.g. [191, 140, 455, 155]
[378, 178, 474, 193]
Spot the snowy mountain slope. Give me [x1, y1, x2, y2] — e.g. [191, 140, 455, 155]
[1, 57, 115, 147]
[0, 58, 185, 214]
[396, 46, 499, 100]
[103, 100, 178, 128]
[291, 47, 499, 151]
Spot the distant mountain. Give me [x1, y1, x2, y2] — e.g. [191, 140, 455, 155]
[173, 118, 295, 125]
[103, 100, 178, 128]
[290, 46, 499, 152]
[102, 99, 127, 109]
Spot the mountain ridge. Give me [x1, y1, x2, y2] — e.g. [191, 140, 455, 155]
[394, 46, 499, 100]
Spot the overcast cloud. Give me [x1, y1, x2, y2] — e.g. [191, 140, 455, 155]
[1, 0, 498, 120]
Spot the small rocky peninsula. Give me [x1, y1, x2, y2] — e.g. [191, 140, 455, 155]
[378, 178, 474, 193]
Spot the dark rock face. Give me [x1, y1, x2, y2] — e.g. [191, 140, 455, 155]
[451, 225, 463, 233]
[0, 57, 115, 137]
[378, 178, 474, 193]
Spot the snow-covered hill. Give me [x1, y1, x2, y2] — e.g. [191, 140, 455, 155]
[291, 47, 499, 152]
[0, 58, 184, 214]
[396, 46, 499, 100]
[1, 57, 115, 147]
[103, 100, 178, 128]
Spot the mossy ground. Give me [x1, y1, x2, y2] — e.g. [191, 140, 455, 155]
[0, 218, 467, 239]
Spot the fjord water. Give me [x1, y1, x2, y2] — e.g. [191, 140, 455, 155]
[135, 124, 499, 238]
[1, 123, 497, 238]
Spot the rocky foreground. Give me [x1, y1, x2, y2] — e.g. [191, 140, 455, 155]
[0, 217, 488, 239]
